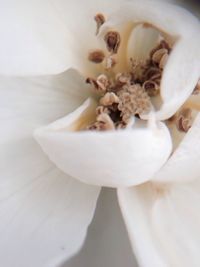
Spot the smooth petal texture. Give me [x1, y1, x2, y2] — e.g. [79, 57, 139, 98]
[0, 169, 100, 267]
[0, 69, 91, 199]
[153, 112, 200, 183]
[101, 0, 200, 119]
[0, 71, 101, 266]
[0, 0, 124, 76]
[35, 99, 172, 188]
[118, 180, 200, 267]
[52, 0, 126, 76]
[0, 0, 80, 76]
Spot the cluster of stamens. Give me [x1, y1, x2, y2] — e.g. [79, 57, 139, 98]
[85, 13, 198, 133]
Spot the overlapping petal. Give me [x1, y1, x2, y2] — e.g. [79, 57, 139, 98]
[118, 180, 200, 267]
[0, 72, 100, 266]
[153, 112, 200, 183]
[101, 0, 200, 119]
[35, 99, 172, 187]
[0, 0, 124, 76]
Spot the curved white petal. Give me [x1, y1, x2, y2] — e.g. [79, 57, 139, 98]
[0, 1, 80, 76]
[0, 69, 90, 199]
[101, 0, 200, 119]
[35, 99, 172, 188]
[153, 112, 200, 183]
[0, 168, 100, 267]
[118, 181, 200, 267]
[0, 0, 124, 76]
[0, 72, 100, 266]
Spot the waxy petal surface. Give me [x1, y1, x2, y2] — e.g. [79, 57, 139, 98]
[118, 180, 200, 267]
[35, 99, 172, 187]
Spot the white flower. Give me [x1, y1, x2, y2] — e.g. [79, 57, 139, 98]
[0, 0, 200, 267]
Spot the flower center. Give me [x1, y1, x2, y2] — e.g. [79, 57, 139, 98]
[85, 13, 199, 138]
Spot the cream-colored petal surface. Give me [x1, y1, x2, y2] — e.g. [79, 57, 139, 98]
[0, 0, 125, 76]
[0, 168, 100, 267]
[0, 71, 100, 266]
[101, 0, 200, 119]
[35, 99, 172, 188]
[153, 112, 200, 183]
[0, 1, 80, 76]
[118, 180, 200, 267]
[0, 69, 90, 199]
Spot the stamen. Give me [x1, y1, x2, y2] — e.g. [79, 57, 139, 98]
[193, 79, 200, 95]
[86, 77, 99, 90]
[100, 92, 119, 106]
[176, 108, 192, 132]
[96, 74, 110, 92]
[143, 80, 160, 97]
[104, 31, 121, 54]
[94, 13, 106, 35]
[85, 17, 176, 132]
[117, 84, 152, 123]
[105, 55, 117, 69]
[88, 49, 105, 63]
[115, 73, 132, 86]
[96, 106, 110, 115]
[88, 113, 115, 131]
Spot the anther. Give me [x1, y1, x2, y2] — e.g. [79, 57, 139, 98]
[104, 31, 121, 54]
[94, 13, 105, 35]
[88, 50, 105, 63]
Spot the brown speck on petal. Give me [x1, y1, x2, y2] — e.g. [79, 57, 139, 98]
[104, 31, 121, 54]
[176, 108, 192, 133]
[88, 49, 105, 63]
[94, 13, 106, 35]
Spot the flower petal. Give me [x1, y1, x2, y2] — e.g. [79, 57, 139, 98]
[101, 0, 200, 119]
[153, 112, 200, 183]
[0, 73, 100, 266]
[0, 168, 100, 267]
[118, 181, 200, 267]
[35, 99, 172, 188]
[0, 69, 89, 199]
[0, 0, 124, 76]
[0, 1, 80, 76]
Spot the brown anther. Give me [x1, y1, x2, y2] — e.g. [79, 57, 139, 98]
[94, 13, 105, 35]
[115, 73, 131, 85]
[150, 40, 171, 59]
[88, 50, 105, 64]
[86, 77, 98, 89]
[100, 92, 119, 106]
[159, 53, 169, 69]
[193, 79, 200, 95]
[152, 48, 168, 64]
[96, 113, 115, 130]
[143, 80, 160, 97]
[105, 56, 117, 69]
[96, 74, 110, 92]
[144, 67, 161, 81]
[104, 31, 121, 54]
[96, 106, 110, 115]
[176, 108, 192, 133]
